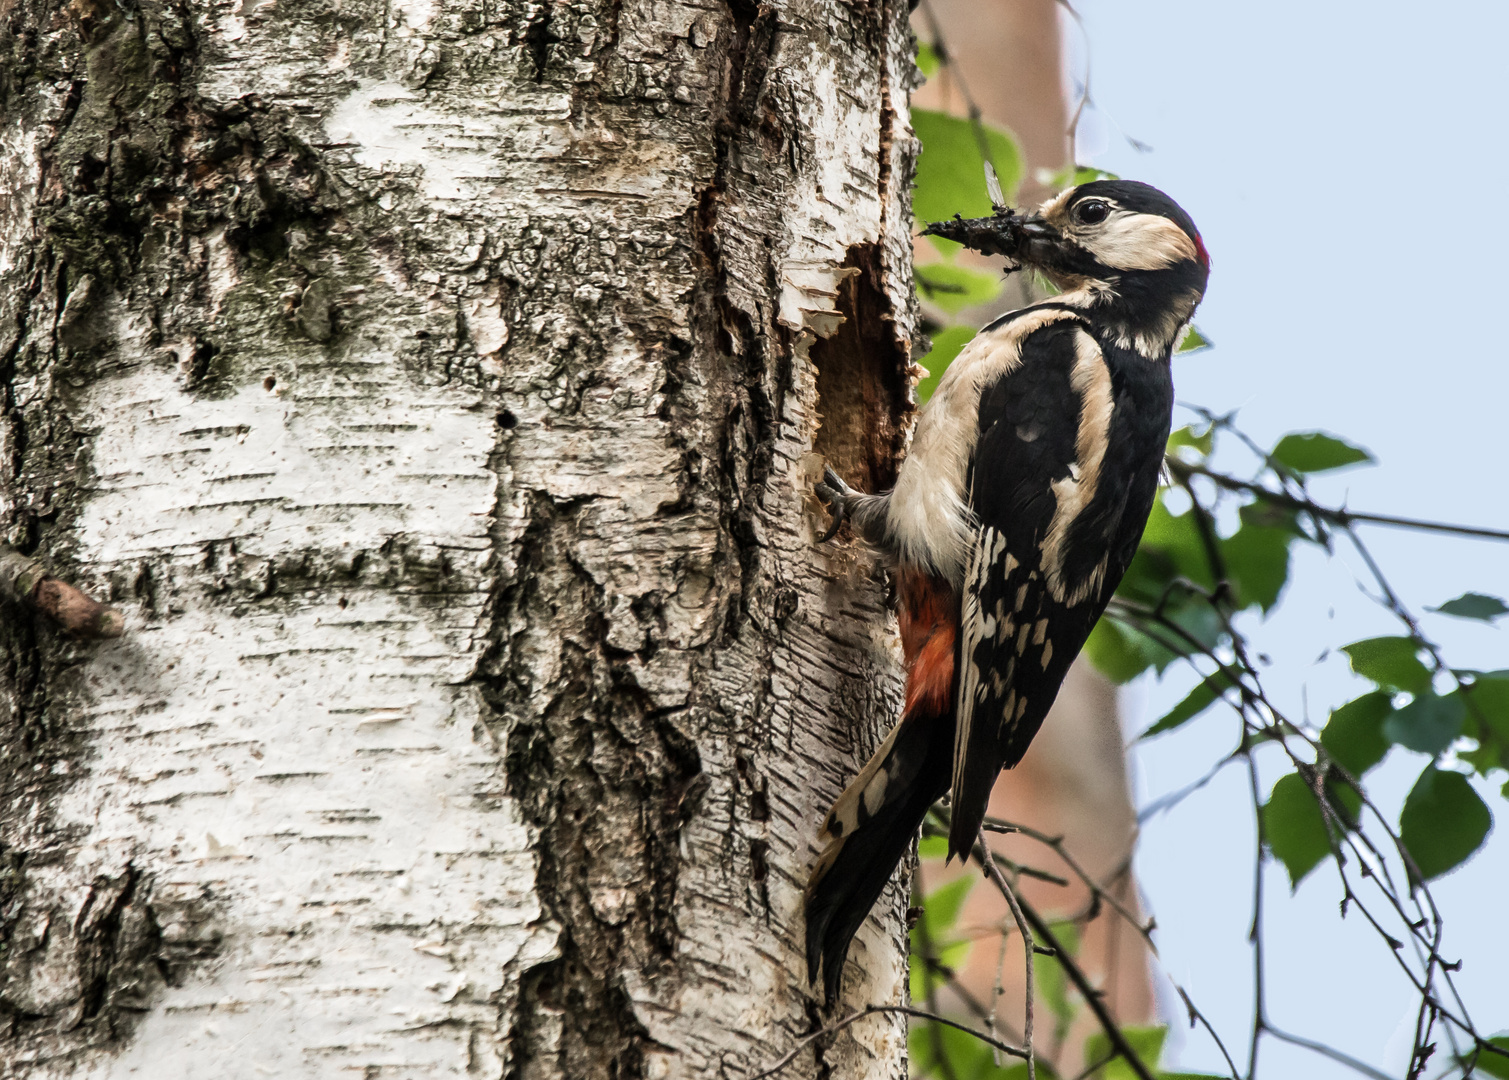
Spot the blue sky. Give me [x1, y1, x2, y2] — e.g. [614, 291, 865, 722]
[1068, 2, 1509, 1076]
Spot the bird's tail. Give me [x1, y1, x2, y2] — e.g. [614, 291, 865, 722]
[803, 706, 951, 1003]
[804, 568, 957, 1003]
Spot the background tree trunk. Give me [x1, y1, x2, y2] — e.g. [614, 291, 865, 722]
[0, 1, 919, 1076]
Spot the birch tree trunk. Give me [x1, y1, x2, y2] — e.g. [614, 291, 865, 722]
[0, 1, 919, 1076]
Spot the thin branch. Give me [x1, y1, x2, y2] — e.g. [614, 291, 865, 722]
[1173, 982, 1242, 1080]
[1245, 750, 1267, 1080]
[1168, 460, 1509, 544]
[978, 826, 1036, 1080]
[982, 816, 1156, 952]
[971, 837, 1158, 1080]
[1069, 1048, 1119, 1080]
[1263, 1024, 1396, 1080]
[1137, 751, 1242, 824]
[924, 818, 1071, 887]
[750, 1006, 1027, 1080]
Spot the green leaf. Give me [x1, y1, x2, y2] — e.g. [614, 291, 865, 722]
[916, 325, 976, 404]
[918, 833, 950, 860]
[1264, 772, 1334, 888]
[1459, 673, 1509, 743]
[1341, 636, 1432, 695]
[1083, 1025, 1167, 1080]
[908, 1020, 1053, 1079]
[913, 110, 1023, 254]
[1166, 424, 1213, 459]
[994, 1064, 1062, 1080]
[1383, 691, 1466, 756]
[1126, 498, 1218, 598]
[1238, 499, 1309, 539]
[1175, 324, 1212, 354]
[1431, 592, 1509, 621]
[1320, 692, 1394, 775]
[1141, 671, 1236, 739]
[908, 1020, 990, 1078]
[910, 938, 971, 1000]
[1220, 523, 1293, 612]
[1085, 618, 1157, 684]
[1269, 431, 1375, 474]
[909, 874, 975, 1000]
[1399, 765, 1493, 880]
[916, 263, 1004, 315]
[1164, 422, 1213, 458]
[1474, 1035, 1509, 1079]
[918, 874, 974, 938]
[916, 40, 940, 78]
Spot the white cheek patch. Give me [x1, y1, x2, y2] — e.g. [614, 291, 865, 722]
[1080, 210, 1198, 271]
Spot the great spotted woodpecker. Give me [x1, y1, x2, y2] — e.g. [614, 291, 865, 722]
[805, 180, 1209, 1002]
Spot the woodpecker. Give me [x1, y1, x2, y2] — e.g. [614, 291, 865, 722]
[804, 179, 1209, 1003]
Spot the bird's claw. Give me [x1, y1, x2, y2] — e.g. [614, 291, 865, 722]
[815, 466, 851, 543]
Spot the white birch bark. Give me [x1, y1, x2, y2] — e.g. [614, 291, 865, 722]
[0, 0, 919, 1076]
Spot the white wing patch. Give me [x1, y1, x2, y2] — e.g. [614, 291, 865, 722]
[1041, 329, 1115, 606]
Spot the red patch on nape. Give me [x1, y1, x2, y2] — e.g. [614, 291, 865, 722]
[1192, 231, 1211, 270]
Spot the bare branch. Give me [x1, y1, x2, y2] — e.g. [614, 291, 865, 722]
[978, 826, 1036, 1080]
[969, 836, 1158, 1080]
[1264, 1024, 1396, 1080]
[1172, 982, 1242, 1080]
[982, 816, 1155, 952]
[1168, 459, 1509, 544]
[750, 1006, 1027, 1080]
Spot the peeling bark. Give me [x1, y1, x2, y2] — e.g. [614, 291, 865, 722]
[0, 0, 920, 1076]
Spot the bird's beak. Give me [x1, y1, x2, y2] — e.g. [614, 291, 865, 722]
[919, 211, 1060, 264]
[1016, 215, 1054, 240]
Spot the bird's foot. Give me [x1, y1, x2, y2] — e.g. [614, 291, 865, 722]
[814, 466, 854, 543]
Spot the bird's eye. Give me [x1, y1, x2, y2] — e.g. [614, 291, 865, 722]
[1074, 200, 1110, 225]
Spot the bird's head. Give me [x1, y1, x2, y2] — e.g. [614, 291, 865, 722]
[924, 178, 1209, 356]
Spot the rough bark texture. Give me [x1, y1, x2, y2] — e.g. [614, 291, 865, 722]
[0, 0, 919, 1076]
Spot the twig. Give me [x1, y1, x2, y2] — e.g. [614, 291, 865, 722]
[1245, 749, 1267, 1080]
[0, 542, 125, 639]
[1167, 460, 1509, 544]
[982, 816, 1155, 952]
[1068, 1048, 1119, 1080]
[750, 1005, 1027, 1080]
[978, 827, 1036, 1080]
[1173, 982, 1242, 1080]
[1263, 1024, 1396, 1080]
[988, 911, 1010, 1066]
[971, 837, 1158, 1080]
[1136, 751, 1241, 823]
[924, 818, 1071, 887]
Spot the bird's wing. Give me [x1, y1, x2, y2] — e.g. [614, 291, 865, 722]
[946, 318, 1124, 856]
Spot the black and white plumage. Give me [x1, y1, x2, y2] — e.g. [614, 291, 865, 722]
[805, 180, 1210, 1003]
